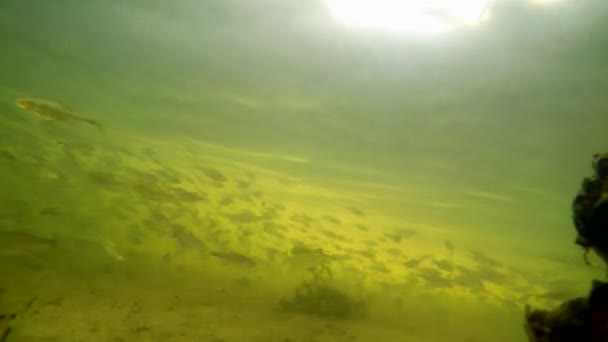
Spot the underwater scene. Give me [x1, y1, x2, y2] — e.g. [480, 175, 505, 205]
[1, 1, 607, 341]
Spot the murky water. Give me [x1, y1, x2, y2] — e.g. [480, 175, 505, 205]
[0, 1, 606, 341]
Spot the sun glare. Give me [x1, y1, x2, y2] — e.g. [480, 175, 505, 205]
[323, 0, 493, 34]
[530, 0, 563, 4]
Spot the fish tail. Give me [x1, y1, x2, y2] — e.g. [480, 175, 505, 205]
[81, 118, 103, 130]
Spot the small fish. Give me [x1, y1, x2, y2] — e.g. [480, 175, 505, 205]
[171, 224, 207, 253]
[404, 255, 431, 268]
[16, 97, 101, 128]
[346, 206, 365, 217]
[388, 229, 417, 243]
[236, 180, 252, 188]
[322, 215, 341, 225]
[226, 210, 263, 223]
[385, 233, 402, 243]
[39, 207, 63, 216]
[162, 253, 172, 263]
[445, 240, 454, 252]
[0, 150, 16, 162]
[0, 231, 57, 257]
[200, 167, 227, 182]
[210, 251, 256, 267]
[433, 259, 454, 273]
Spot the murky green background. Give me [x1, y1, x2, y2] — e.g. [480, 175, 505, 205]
[0, 1, 607, 341]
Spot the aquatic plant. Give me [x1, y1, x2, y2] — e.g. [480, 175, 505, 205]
[279, 263, 367, 319]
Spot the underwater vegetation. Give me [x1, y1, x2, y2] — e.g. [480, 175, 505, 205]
[279, 262, 367, 319]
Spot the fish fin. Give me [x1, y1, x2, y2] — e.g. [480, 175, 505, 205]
[56, 103, 73, 112]
[80, 117, 103, 130]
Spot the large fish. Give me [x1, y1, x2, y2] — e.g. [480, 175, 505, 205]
[16, 97, 100, 128]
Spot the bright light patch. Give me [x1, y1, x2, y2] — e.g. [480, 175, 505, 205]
[530, 0, 562, 4]
[324, 0, 492, 34]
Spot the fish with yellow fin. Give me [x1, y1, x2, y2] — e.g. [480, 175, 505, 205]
[16, 97, 101, 128]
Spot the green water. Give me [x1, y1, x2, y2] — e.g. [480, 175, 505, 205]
[0, 1, 607, 341]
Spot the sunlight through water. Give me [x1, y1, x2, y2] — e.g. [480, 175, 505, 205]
[323, 0, 493, 34]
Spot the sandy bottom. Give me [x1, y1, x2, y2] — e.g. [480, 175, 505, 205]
[0, 118, 584, 342]
[0, 248, 528, 342]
